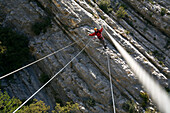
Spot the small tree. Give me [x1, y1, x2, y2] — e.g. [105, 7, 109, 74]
[122, 100, 137, 113]
[0, 90, 22, 113]
[19, 99, 50, 113]
[52, 102, 79, 113]
[0, 26, 30, 76]
[148, 0, 154, 4]
[116, 6, 127, 18]
[0, 89, 79, 113]
[0, 90, 50, 113]
[0, 41, 6, 54]
[140, 91, 149, 108]
[160, 8, 167, 16]
[98, 0, 113, 14]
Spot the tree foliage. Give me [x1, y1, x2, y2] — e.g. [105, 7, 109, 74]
[98, 0, 113, 14]
[122, 100, 137, 113]
[0, 89, 79, 113]
[52, 102, 79, 113]
[0, 41, 6, 54]
[0, 26, 30, 76]
[0, 90, 21, 113]
[160, 8, 167, 16]
[116, 6, 128, 18]
[19, 99, 50, 113]
[140, 91, 149, 108]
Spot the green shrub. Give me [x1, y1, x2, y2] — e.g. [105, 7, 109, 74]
[21, 99, 34, 106]
[98, 0, 113, 14]
[0, 90, 22, 113]
[122, 100, 137, 113]
[0, 90, 50, 113]
[0, 89, 79, 113]
[0, 26, 30, 76]
[55, 97, 64, 107]
[116, 6, 128, 18]
[125, 30, 130, 35]
[160, 8, 167, 16]
[0, 42, 6, 54]
[31, 16, 51, 35]
[149, 12, 153, 17]
[145, 108, 157, 113]
[140, 91, 149, 108]
[140, 92, 149, 102]
[158, 61, 165, 67]
[52, 102, 79, 113]
[19, 99, 50, 113]
[100, 15, 106, 20]
[148, 0, 154, 4]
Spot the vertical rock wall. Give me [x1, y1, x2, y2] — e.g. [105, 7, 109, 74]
[0, 0, 169, 112]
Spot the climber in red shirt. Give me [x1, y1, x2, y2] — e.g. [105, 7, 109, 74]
[89, 27, 107, 49]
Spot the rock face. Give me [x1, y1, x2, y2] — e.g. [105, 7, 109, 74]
[0, 0, 169, 112]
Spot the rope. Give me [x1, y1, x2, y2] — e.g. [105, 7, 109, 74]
[106, 31, 170, 113]
[107, 53, 116, 113]
[0, 39, 83, 80]
[13, 39, 91, 113]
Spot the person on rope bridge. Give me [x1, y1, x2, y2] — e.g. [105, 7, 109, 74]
[89, 26, 107, 49]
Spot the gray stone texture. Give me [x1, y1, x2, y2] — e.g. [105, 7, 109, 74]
[0, 0, 169, 112]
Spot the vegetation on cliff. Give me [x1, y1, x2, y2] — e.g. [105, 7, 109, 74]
[0, 90, 79, 113]
[0, 26, 30, 76]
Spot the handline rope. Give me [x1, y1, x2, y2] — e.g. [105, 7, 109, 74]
[0, 38, 83, 80]
[107, 53, 116, 113]
[13, 39, 92, 113]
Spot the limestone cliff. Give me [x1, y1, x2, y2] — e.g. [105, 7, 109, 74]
[0, 0, 169, 112]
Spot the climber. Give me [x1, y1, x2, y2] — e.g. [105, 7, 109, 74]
[89, 27, 107, 49]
